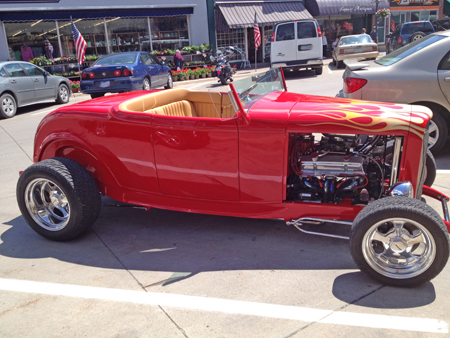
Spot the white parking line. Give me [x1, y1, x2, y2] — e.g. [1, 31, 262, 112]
[31, 109, 55, 116]
[0, 278, 446, 333]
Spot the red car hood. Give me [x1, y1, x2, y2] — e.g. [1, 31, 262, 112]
[250, 91, 431, 137]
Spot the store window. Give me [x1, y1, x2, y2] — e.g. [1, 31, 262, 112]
[4, 20, 60, 61]
[106, 17, 150, 53]
[150, 16, 189, 51]
[216, 28, 245, 53]
[57, 18, 107, 57]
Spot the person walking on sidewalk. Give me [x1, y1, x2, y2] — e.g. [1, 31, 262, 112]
[370, 26, 378, 43]
[322, 33, 328, 59]
[173, 49, 184, 71]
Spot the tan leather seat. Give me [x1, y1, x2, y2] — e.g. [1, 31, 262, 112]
[148, 100, 198, 117]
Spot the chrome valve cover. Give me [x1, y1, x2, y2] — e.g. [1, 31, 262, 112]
[300, 153, 364, 177]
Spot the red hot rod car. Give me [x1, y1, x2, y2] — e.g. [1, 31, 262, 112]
[17, 67, 450, 287]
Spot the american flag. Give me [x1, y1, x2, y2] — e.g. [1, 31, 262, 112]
[391, 18, 396, 32]
[254, 13, 261, 50]
[71, 18, 87, 65]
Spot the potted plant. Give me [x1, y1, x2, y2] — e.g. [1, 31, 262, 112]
[376, 8, 390, 18]
[70, 80, 80, 93]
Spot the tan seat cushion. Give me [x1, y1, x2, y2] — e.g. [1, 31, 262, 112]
[147, 100, 197, 117]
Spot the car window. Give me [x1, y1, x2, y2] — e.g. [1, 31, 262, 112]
[439, 51, 450, 70]
[149, 54, 161, 65]
[21, 63, 45, 76]
[376, 34, 446, 66]
[401, 22, 434, 34]
[94, 54, 137, 66]
[339, 35, 372, 45]
[297, 22, 317, 39]
[0, 68, 6, 77]
[276, 23, 295, 41]
[140, 53, 152, 65]
[4, 63, 26, 77]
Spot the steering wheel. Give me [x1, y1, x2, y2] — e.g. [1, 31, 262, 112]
[238, 83, 258, 100]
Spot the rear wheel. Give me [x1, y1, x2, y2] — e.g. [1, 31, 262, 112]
[16, 157, 101, 241]
[427, 107, 448, 154]
[315, 67, 323, 75]
[55, 84, 70, 104]
[410, 31, 426, 42]
[164, 72, 173, 89]
[0, 93, 17, 119]
[143, 77, 151, 90]
[337, 60, 344, 69]
[350, 197, 449, 287]
[220, 76, 228, 86]
[90, 93, 105, 99]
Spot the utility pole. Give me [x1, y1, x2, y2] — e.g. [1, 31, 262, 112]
[375, 0, 379, 44]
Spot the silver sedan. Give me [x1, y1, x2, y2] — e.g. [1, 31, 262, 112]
[341, 30, 450, 153]
[0, 61, 71, 119]
[332, 34, 378, 69]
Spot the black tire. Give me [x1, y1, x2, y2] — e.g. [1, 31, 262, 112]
[143, 77, 151, 90]
[350, 197, 450, 287]
[424, 149, 436, 187]
[410, 31, 426, 43]
[315, 67, 323, 75]
[337, 60, 344, 69]
[16, 157, 101, 241]
[164, 73, 173, 89]
[220, 76, 228, 86]
[332, 57, 336, 66]
[90, 93, 105, 99]
[0, 93, 17, 119]
[55, 83, 70, 104]
[427, 108, 448, 154]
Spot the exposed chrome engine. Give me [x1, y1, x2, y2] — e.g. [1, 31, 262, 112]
[287, 133, 398, 204]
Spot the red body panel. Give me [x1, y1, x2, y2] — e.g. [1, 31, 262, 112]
[33, 90, 432, 222]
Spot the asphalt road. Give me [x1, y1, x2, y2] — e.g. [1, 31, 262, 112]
[1, 65, 450, 338]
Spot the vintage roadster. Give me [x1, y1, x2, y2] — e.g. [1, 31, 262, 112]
[17, 67, 450, 287]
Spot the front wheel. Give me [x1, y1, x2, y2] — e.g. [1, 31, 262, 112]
[16, 157, 101, 241]
[427, 109, 448, 154]
[55, 83, 70, 104]
[164, 72, 173, 89]
[350, 197, 450, 287]
[143, 77, 151, 90]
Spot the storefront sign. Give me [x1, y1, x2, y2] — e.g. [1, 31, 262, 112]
[390, 0, 439, 8]
[339, 6, 373, 14]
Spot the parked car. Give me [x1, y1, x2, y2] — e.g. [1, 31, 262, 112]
[341, 30, 450, 154]
[80, 51, 172, 99]
[16, 67, 450, 288]
[332, 34, 378, 68]
[270, 19, 323, 75]
[432, 18, 450, 32]
[386, 21, 434, 54]
[0, 61, 70, 119]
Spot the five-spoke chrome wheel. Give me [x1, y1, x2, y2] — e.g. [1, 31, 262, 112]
[0, 93, 17, 118]
[24, 178, 71, 231]
[362, 218, 435, 279]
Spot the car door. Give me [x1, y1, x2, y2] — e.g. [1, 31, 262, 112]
[21, 63, 56, 100]
[296, 21, 321, 61]
[271, 22, 296, 64]
[149, 54, 166, 87]
[140, 53, 161, 87]
[437, 51, 450, 105]
[3, 63, 35, 105]
[152, 115, 240, 201]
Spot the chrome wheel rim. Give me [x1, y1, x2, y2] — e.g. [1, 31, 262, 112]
[60, 85, 69, 102]
[412, 35, 423, 42]
[2, 97, 15, 117]
[427, 119, 439, 148]
[24, 178, 70, 231]
[143, 79, 151, 90]
[362, 218, 436, 279]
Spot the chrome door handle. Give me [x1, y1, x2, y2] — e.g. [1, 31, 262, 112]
[9, 80, 16, 84]
[445, 77, 450, 82]
[34, 79, 39, 82]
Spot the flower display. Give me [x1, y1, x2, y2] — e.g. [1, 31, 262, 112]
[376, 8, 390, 18]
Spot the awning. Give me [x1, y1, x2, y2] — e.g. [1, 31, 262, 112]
[216, 1, 312, 30]
[304, 0, 390, 16]
[0, 7, 194, 22]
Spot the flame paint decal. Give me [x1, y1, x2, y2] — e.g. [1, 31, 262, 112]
[292, 101, 432, 137]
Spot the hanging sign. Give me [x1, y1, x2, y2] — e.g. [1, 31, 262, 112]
[390, 0, 440, 9]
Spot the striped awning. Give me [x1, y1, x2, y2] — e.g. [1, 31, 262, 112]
[216, 1, 312, 30]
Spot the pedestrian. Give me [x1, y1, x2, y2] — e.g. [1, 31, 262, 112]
[173, 49, 184, 71]
[361, 28, 367, 34]
[322, 33, 328, 58]
[370, 26, 378, 43]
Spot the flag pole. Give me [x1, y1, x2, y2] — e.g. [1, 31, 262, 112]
[71, 15, 82, 82]
[255, 48, 257, 72]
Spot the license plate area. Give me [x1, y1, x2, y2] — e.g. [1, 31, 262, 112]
[99, 81, 110, 88]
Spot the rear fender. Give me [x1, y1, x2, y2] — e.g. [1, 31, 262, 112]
[422, 185, 450, 233]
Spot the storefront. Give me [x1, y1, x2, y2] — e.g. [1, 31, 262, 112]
[0, 0, 209, 62]
[390, 0, 439, 30]
[215, 0, 312, 64]
[304, 0, 390, 44]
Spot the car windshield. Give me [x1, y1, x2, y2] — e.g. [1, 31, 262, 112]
[94, 54, 137, 66]
[376, 34, 446, 66]
[227, 67, 285, 112]
[340, 35, 372, 45]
